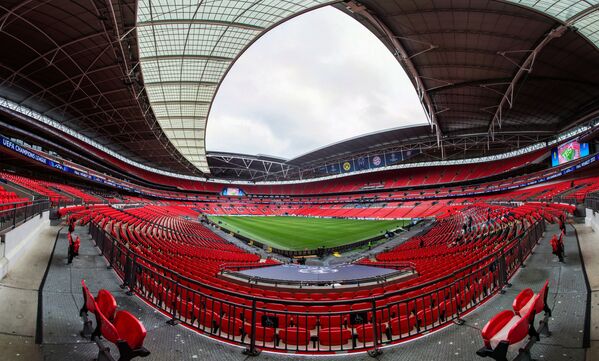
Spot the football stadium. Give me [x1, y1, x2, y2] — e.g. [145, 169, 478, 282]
[0, 1, 599, 360]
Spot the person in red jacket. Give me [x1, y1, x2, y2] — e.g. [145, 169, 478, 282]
[74, 235, 80, 257]
[550, 233, 565, 262]
[557, 232, 565, 262]
[550, 234, 559, 255]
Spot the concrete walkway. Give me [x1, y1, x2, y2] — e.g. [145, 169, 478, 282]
[39, 222, 588, 361]
[0, 223, 60, 361]
[573, 224, 599, 361]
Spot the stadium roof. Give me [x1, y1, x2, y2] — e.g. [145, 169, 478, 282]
[136, 0, 336, 173]
[342, 0, 599, 137]
[0, 0, 201, 175]
[1, 0, 599, 180]
[289, 124, 436, 165]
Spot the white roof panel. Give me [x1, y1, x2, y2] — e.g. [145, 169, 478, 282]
[138, 0, 333, 173]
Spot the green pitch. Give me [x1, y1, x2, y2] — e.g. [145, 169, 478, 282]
[208, 216, 410, 251]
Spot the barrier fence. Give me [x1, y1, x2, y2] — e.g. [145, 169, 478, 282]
[0, 200, 50, 234]
[89, 219, 544, 355]
[584, 193, 599, 212]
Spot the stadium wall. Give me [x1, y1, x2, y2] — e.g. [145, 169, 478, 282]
[585, 208, 599, 233]
[0, 211, 49, 279]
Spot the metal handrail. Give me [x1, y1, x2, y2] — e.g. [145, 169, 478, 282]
[0, 200, 51, 234]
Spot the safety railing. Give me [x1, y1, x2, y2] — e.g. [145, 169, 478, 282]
[584, 193, 599, 212]
[0, 200, 51, 234]
[89, 219, 544, 355]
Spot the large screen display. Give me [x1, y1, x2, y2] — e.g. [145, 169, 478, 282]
[221, 187, 245, 196]
[551, 140, 590, 167]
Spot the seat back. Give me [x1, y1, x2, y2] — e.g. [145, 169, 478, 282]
[81, 280, 96, 313]
[355, 323, 387, 342]
[525, 295, 539, 324]
[536, 280, 549, 314]
[113, 311, 147, 350]
[278, 327, 309, 345]
[244, 323, 275, 342]
[506, 306, 535, 344]
[319, 327, 351, 345]
[481, 310, 514, 345]
[512, 288, 534, 315]
[96, 306, 120, 345]
[96, 290, 117, 321]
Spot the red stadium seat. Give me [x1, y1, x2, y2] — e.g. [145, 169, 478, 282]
[219, 316, 243, 336]
[417, 307, 440, 327]
[243, 323, 275, 343]
[194, 308, 219, 332]
[389, 315, 417, 336]
[318, 327, 352, 346]
[81, 280, 150, 361]
[96, 309, 150, 361]
[278, 327, 311, 346]
[96, 290, 117, 321]
[355, 323, 388, 343]
[513, 280, 551, 317]
[80, 280, 117, 338]
[477, 301, 537, 361]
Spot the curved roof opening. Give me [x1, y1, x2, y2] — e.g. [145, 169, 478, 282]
[205, 6, 429, 159]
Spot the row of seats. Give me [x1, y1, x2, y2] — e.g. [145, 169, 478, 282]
[0, 172, 105, 205]
[0, 171, 68, 204]
[80, 280, 150, 361]
[0, 185, 30, 210]
[50, 183, 101, 203]
[2, 148, 594, 207]
[477, 280, 551, 360]
[120, 149, 545, 195]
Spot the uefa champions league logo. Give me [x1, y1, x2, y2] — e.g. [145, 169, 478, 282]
[298, 266, 339, 274]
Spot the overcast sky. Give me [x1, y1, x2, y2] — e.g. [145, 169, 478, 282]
[205, 6, 427, 160]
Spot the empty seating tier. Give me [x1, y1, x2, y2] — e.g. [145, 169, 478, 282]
[82, 202, 568, 354]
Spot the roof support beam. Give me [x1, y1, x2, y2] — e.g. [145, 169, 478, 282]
[143, 80, 219, 87]
[139, 54, 234, 62]
[137, 19, 266, 31]
[488, 25, 567, 139]
[345, 1, 442, 144]
[150, 100, 211, 106]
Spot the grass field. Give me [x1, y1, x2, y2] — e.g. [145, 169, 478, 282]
[209, 216, 410, 251]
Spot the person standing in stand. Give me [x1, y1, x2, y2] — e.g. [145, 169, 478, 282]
[557, 231, 565, 262]
[559, 215, 566, 234]
[67, 232, 74, 264]
[74, 235, 81, 257]
[550, 233, 565, 262]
